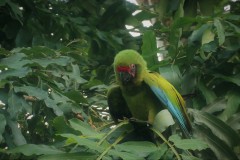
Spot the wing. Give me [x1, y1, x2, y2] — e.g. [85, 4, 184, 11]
[107, 85, 132, 123]
[144, 72, 192, 137]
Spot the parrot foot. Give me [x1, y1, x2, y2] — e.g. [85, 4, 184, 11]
[129, 118, 151, 127]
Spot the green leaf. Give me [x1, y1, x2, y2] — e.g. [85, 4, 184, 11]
[219, 90, 240, 121]
[213, 73, 240, 86]
[69, 118, 103, 138]
[168, 27, 180, 58]
[159, 65, 182, 90]
[141, 30, 158, 67]
[7, 90, 32, 119]
[53, 116, 80, 134]
[8, 144, 65, 156]
[108, 149, 142, 160]
[226, 113, 240, 131]
[195, 125, 239, 160]
[0, 67, 31, 81]
[226, 21, 240, 34]
[59, 133, 104, 152]
[182, 68, 197, 95]
[169, 134, 208, 151]
[115, 141, 158, 157]
[172, 17, 196, 29]
[82, 79, 103, 90]
[191, 109, 240, 147]
[66, 64, 87, 84]
[7, 120, 26, 146]
[64, 91, 88, 104]
[0, 114, 6, 143]
[61, 126, 140, 160]
[188, 24, 210, 44]
[14, 86, 63, 115]
[201, 29, 215, 45]
[6, 1, 23, 24]
[18, 46, 56, 57]
[14, 86, 48, 99]
[198, 81, 217, 104]
[38, 153, 97, 160]
[214, 18, 225, 45]
[147, 144, 168, 160]
[201, 98, 227, 114]
[0, 53, 31, 69]
[201, 40, 218, 53]
[32, 56, 73, 68]
[181, 155, 202, 160]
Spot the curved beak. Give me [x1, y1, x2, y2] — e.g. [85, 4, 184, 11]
[119, 72, 133, 84]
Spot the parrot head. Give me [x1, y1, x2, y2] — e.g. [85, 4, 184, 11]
[113, 49, 147, 85]
[116, 64, 136, 84]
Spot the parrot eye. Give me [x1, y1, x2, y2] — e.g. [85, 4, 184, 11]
[129, 64, 136, 77]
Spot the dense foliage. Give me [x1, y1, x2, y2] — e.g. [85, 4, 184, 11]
[0, 0, 239, 159]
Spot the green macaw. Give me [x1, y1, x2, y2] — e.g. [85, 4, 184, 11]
[107, 49, 192, 137]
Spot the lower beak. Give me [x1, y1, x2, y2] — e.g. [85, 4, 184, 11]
[119, 72, 132, 84]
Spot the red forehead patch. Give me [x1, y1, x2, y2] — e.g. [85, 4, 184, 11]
[116, 66, 130, 72]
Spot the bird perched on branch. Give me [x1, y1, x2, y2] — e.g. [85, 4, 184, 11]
[107, 49, 192, 137]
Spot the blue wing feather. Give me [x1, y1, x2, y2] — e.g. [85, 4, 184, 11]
[145, 73, 192, 137]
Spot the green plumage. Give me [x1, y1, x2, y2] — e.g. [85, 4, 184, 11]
[107, 49, 192, 137]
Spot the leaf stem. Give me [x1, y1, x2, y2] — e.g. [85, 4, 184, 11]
[150, 127, 181, 160]
[97, 120, 129, 145]
[96, 131, 129, 160]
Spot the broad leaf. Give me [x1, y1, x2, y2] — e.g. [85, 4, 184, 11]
[188, 24, 210, 44]
[169, 134, 208, 151]
[38, 153, 97, 160]
[159, 65, 182, 89]
[201, 98, 227, 114]
[69, 118, 103, 138]
[8, 144, 65, 156]
[14, 86, 63, 115]
[0, 67, 31, 81]
[219, 90, 240, 121]
[53, 116, 80, 134]
[147, 144, 168, 160]
[198, 81, 217, 104]
[213, 73, 240, 86]
[32, 56, 73, 68]
[201, 29, 215, 45]
[115, 141, 158, 157]
[7, 120, 26, 146]
[141, 30, 158, 68]
[181, 155, 202, 160]
[7, 90, 32, 119]
[226, 113, 240, 131]
[0, 53, 30, 69]
[0, 114, 6, 142]
[214, 18, 225, 45]
[191, 109, 240, 147]
[195, 125, 239, 160]
[59, 133, 104, 152]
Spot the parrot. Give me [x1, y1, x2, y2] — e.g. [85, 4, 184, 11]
[107, 49, 192, 137]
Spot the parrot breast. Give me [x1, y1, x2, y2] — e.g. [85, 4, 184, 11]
[120, 82, 162, 124]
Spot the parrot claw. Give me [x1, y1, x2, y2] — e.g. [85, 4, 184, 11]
[129, 117, 151, 127]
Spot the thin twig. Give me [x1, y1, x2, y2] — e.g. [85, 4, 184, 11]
[150, 127, 181, 160]
[97, 120, 129, 146]
[96, 130, 132, 160]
